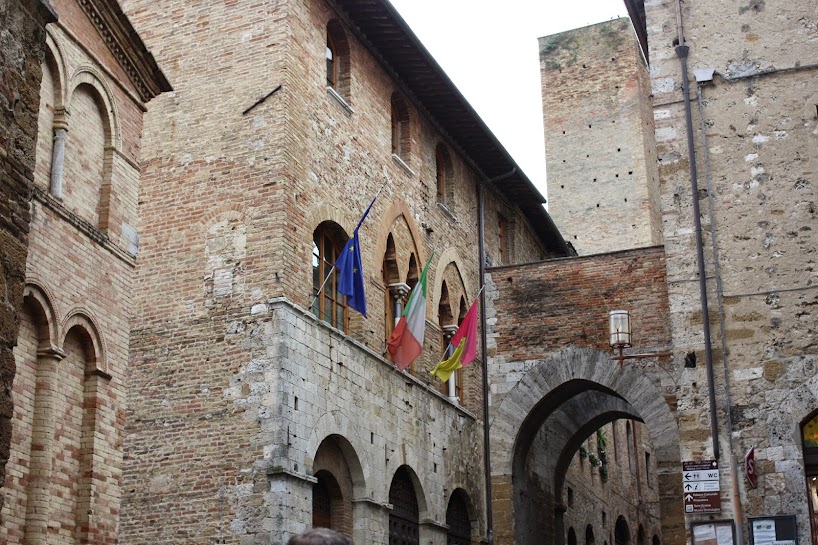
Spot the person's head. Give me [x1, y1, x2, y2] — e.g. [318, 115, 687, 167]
[286, 528, 354, 545]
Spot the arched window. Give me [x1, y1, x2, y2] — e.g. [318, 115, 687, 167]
[446, 490, 471, 545]
[313, 222, 349, 332]
[568, 527, 577, 545]
[391, 93, 410, 161]
[65, 83, 107, 225]
[626, 421, 635, 474]
[435, 143, 453, 206]
[587, 524, 596, 545]
[615, 516, 631, 545]
[326, 21, 350, 99]
[388, 467, 419, 545]
[637, 526, 645, 545]
[652, 536, 661, 545]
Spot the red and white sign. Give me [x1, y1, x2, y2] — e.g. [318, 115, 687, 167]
[745, 447, 757, 488]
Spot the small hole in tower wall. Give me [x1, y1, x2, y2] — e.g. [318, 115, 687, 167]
[596, 203, 600, 208]
[294, 397, 299, 410]
[371, 432, 374, 443]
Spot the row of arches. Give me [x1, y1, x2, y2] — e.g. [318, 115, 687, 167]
[36, 29, 122, 230]
[310, 435, 476, 544]
[311, 207, 473, 402]
[3, 283, 112, 543]
[567, 518, 659, 545]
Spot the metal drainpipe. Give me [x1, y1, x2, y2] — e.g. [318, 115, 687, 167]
[697, 88, 745, 544]
[675, 19, 720, 461]
[478, 166, 516, 545]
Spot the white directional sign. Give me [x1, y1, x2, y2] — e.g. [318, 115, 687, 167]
[684, 469, 721, 482]
[682, 460, 721, 513]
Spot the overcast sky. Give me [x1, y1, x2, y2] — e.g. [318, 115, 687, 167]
[388, 0, 627, 201]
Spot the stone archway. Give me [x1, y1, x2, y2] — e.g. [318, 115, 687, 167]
[490, 346, 683, 545]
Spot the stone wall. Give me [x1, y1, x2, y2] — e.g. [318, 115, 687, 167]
[0, 0, 56, 522]
[643, 0, 818, 539]
[541, 18, 662, 256]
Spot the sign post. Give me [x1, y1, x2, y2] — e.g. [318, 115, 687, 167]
[683, 460, 721, 513]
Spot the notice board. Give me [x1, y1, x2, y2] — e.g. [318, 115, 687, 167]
[748, 516, 797, 545]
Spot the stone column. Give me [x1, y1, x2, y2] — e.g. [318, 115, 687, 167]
[442, 325, 459, 401]
[48, 116, 68, 198]
[267, 467, 318, 542]
[388, 283, 410, 327]
[352, 497, 390, 545]
[23, 346, 65, 545]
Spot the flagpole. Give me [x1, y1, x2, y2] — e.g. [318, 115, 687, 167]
[310, 265, 336, 312]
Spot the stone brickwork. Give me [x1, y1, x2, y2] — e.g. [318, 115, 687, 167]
[485, 247, 683, 545]
[118, 0, 563, 543]
[0, 0, 167, 542]
[540, 0, 818, 541]
[643, 0, 818, 539]
[0, 0, 56, 525]
[541, 18, 661, 256]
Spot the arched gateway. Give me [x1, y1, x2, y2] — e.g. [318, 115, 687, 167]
[490, 347, 684, 545]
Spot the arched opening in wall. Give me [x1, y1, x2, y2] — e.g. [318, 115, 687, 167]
[57, 325, 94, 541]
[568, 527, 578, 545]
[311, 434, 364, 540]
[391, 93, 410, 162]
[388, 466, 419, 545]
[383, 233, 401, 341]
[35, 49, 58, 191]
[313, 221, 350, 333]
[492, 348, 679, 545]
[445, 489, 472, 545]
[637, 525, 646, 545]
[435, 143, 454, 207]
[8, 292, 55, 542]
[652, 535, 660, 545]
[438, 281, 454, 393]
[64, 83, 107, 226]
[326, 20, 350, 100]
[800, 410, 818, 544]
[404, 253, 419, 374]
[615, 516, 631, 545]
[587, 524, 596, 545]
[626, 421, 635, 473]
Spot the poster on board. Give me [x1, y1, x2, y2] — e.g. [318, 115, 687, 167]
[692, 521, 735, 545]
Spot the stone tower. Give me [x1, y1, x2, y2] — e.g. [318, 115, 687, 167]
[540, 18, 661, 255]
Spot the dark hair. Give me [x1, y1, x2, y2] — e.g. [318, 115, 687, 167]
[287, 528, 354, 545]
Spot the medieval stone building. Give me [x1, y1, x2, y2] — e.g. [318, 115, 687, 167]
[116, 0, 568, 543]
[529, 1, 818, 544]
[0, 0, 168, 542]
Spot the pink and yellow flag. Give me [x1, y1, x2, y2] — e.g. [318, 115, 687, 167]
[430, 298, 478, 382]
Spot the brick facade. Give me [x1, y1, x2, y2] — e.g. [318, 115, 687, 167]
[485, 247, 680, 545]
[1, 0, 167, 542]
[0, 0, 57, 525]
[118, 0, 566, 543]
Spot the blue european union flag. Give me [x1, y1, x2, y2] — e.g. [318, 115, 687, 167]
[336, 229, 367, 317]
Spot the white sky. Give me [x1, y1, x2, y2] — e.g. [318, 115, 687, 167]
[388, 0, 627, 201]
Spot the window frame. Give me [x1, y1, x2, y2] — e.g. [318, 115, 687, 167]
[313, 223, 350, 333]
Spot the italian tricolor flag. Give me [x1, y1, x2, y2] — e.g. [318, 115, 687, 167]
[387, 255, 433, 370]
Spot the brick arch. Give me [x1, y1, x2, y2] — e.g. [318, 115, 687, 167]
[445, 487, 478, 539]
[67, 67, 119, 149]
[61, 310, 107, 375]
[373, 200, 425, 276]
[22, 282, 60, 349]
[304, 413, 366, 498]
[429, 248, 472, 324]
[490, 346, 682, 545]
[44, 30, 67, 110]
[304, 203, 355, 238]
